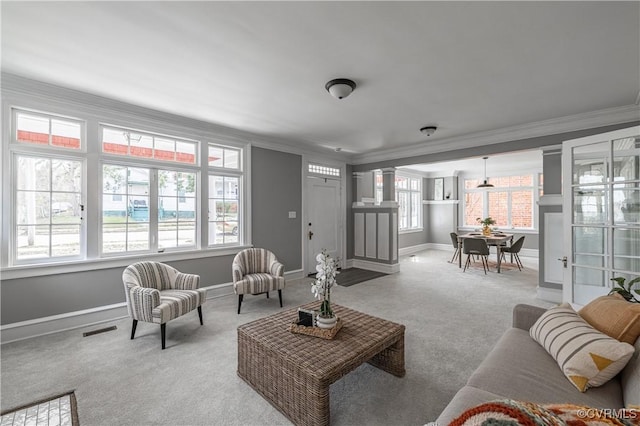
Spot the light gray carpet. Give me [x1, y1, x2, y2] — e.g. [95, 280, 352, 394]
[0, 249, 553, 426]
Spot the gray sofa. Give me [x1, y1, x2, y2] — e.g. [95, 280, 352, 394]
[435, 304, 640, 425]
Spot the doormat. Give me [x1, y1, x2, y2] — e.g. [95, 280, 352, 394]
[0, 391, 78, 426]
[337, 268, 387, 287]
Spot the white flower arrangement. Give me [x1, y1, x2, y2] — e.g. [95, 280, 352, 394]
[311, 250, 340, 318]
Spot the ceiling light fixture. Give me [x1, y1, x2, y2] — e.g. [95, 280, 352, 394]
[420, 126, 437, 136]
[325, 78, 356, 99]
[477, 157, 494, 188]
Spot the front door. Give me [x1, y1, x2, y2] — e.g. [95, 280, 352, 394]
[562, 126, 640, 306]
[306, 177, 341, 275]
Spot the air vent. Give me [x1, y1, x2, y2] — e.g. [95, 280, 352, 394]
[82, 326, 117, 337]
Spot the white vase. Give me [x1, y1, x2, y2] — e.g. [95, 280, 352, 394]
[316, 315, 338, 329]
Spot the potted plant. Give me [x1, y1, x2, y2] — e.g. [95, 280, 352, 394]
[311, 250, 340, 328]
[609, 276, 640, 303]
[477, 217, 496, 236]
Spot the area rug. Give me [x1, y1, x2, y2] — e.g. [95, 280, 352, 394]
[336, 268, 387, 287]
[0, 391, 78, 426]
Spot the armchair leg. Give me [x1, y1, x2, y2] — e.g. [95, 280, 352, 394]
[198, 306, 203, 325]
[131, 319, 138, 340]
[237, 294, 243, 315]
[161, 323, 166, 350]
[278, 289, 283, 308]
[266, 292, 270, 299]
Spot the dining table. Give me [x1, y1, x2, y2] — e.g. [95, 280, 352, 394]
[457, 232, 514, 273]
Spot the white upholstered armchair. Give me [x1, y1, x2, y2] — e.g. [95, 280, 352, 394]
[122, 261, 207, 349]
[232, 248, 285, 314]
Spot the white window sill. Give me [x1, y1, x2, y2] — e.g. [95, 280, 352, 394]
[1, 245, 251, 280]
[399, 228, 424, 235]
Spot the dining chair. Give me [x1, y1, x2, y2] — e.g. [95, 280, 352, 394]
[449, 232, 460, 263]
[500, 236, 525, 271]
[463, 238, 490, 274]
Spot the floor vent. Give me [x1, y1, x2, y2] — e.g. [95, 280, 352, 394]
[82, 326, 117, 337]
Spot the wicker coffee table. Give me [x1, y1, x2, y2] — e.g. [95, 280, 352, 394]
[237, 302, 405, 426]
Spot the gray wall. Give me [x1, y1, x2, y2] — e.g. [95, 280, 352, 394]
[1, 146, 303, 325]
[251, 147, 302, 271]
[0, 256, 235, 325]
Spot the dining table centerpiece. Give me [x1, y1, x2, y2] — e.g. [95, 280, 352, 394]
[311, 250, 340, 328]
[477, 216, 496, 236]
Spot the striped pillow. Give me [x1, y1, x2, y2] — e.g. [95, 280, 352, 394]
[530, 304, 636, 392]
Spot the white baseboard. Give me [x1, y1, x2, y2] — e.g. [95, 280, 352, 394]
[0, 303, 129, 345]
[1, 270, 306, 345]
[351, 259, 400, 274]
[399, 243, 432, 256]
[284, 269, 305, 280]
[537, 286, 562, 303]
[345, 259, 355, 269]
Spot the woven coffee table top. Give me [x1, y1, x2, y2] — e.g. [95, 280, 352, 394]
[238, 301, 405, 380]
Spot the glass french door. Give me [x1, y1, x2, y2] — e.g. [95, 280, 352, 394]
[562, 126, 640, 306]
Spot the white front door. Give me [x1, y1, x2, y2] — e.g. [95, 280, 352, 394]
[562, 126, 640, 306]
[306, 177, 341, 275]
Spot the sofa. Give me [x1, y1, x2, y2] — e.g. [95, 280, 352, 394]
[434, 303, 640, 425]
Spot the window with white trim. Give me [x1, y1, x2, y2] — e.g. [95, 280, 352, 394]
[5, 107, 249, 268]
[462, 174, 540, 229]
[374, 171, 422, 230]
[15, 154, 84, 262]
[396, 175, 422, 230]
[10, 109, 86, 265]
[308, 163, 340, 177]
[99, 126, 200, 255]
[208, 143, 243, 246]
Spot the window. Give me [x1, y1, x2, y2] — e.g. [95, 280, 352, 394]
[208, 143, 243, 246]
[5, 106, 250, 268]
[396, 175, 422, 230]
[14, 155, 83, 262]
[462, 173, 539, 229]
[102, 126, 197, 165]
[100, 125, 201, 255]
[15, 111, 82, 150]
[102, 165, 150, 253]
[308, 163, 340, 177]
[374, 172, 422, 230]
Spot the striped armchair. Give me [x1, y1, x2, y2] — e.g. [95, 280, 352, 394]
[232, 248, 285, 314]
[122, 261, 207, 349]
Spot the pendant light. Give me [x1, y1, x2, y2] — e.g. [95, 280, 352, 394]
[477, 157, 494, 188]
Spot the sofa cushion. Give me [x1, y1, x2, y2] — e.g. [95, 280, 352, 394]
[621, 336, 640, 410]
[579, 293, 640, 344]
[467, 328, 625, 407]
[530, 304, 635, 392]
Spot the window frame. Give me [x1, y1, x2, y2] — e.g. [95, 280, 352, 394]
[395, 173, 423, 232]
[3, 103, 250, 274]
[374, 170, 423, 232]
[11, 151, 87, 266]
[461, 172, 541, 230]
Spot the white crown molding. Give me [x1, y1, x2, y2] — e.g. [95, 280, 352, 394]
[351, 104, 640, 165]
[1, 73, 352, 164]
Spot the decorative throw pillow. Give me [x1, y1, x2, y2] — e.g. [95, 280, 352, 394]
[450, 400, 640, 426]
[579, 293, 640, 345]
[530, 304, 635, 392]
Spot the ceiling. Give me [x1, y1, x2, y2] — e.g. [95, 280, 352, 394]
[2, 1, 639, 165]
